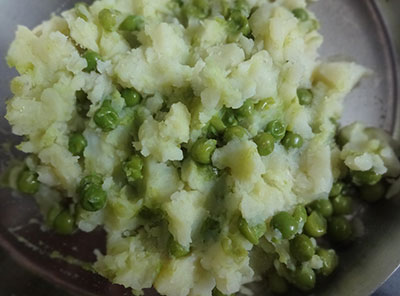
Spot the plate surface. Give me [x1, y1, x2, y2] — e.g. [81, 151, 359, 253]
[0, 0, 399, 295]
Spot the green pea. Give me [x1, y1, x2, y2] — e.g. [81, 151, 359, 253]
[290, 234, 315, 262]
[80, 184, 107, 212]
[75, 2, 89, 21]
[222, 109, 238, 127]
[253, 133, 275, 156]
[223, 126, 248, 143]
[53, 210, 76, 235]
[265, 120, 286, 141]
[119, 15, 144, 31]
[46, 206, 61, 227]
[121, 88, 142, 107]
[329, 182, 344, 197]
[83, 50, 101, 73]
[328, 216, 352, 242]
[68, 133, 87, 156]
[308, 199, 333, 218]
[98, 8, 117, 32]
[17, 169, 40, 195]
[297, 88, 313, 106]
[208, 115, 226, 137]
[236, 100, 254, 118]
[76, 90, 91, 117]
[94, 101, 119, 132]
[292, 266, 316, 291]
[168, 238, 190, 258]
[184, 0, 210, 19]
[271, 211, 298, 239]
[331, 195, 352, 215]
[341, 183, 358, 197]
[255, 97, 275, 111]
[304, 211, 327, 238]
[123, 155, 144, 184]
[268, 271, 288, 294]
[238, 218, 266, 245]
[293, 205, 307, 229]
[292, 8, 309, 22]
[351, 169, 382, 186]
[228, 10, 251, 36]
[317, 248, 338, 276]
[191, 138, 217, 164]
[78, 174, 103, 194]
[212, 288, 233, 296]
[282, 132, 303, 149]
[360, 182, 386, 203]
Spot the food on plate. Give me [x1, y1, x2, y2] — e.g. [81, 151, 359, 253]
[4, 0, 400, 295]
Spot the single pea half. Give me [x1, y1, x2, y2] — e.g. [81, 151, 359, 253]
[208, 115, 226, 137]
[98, 8, 117, 32]
[119, 15, 144, 31]
[329, 182, 344, 198]
[290, 234, 315, 262]
[123, 154, 144, 184]
[292, 265, 316, 291]
[270, 211, 299, 239]
[83, 50, 101, 73]
[236, 99, 254, 118]
[53, 210, 76, 235]
[68, 133, 87, 156]
[308, 199, 333, 218]
[238, 218, 266, 245]
[94, 101, 119, 132]
[304, 211, 327, 238]
[292, 205, 307, 230]
[80, 184, 107, 212]
[328, 216, 352, 242]
[255, 97, 275, 111]
[253, 132, 275, 156]
[222, 108, 238, 127]
[265, 120, 286, 142]
[268, 271, 288, 295]
[223, 126, 249, 143]
[297, 88, 313, 106]
[317, 248, 339, 277]
[191, 138, 217, 165]
[282, 132, 303, 150]
[17, 169, 40, 195]
[121, 88, 142, 107]
[331, 194, 353, 215]
[168, 238, 191, 258]
[292, 8, 309, 22]
[351, 169, 382, 186]
[360, 181, 386, 203]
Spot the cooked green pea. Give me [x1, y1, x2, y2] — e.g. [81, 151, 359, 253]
[292, 266, 316, 291]
[292, 8, 309, 22]
[341, 183, 357, 197]
[253, 133, 275, 156]
[78, 174, 103, 194]
[76, 90, 91, 117]
[168, 238, 190, 258]
[238, 218, 266, 245]
[94, 101, 119, 132]
[297, 88, 313, 106]
[121, 88, 142, 107]
[53, 210, 76, 235]
[83, 50, 101, 73]
[329, 182, 344, 197]
[208, 115, 226, 137]
[184, 0, 210, 19]
[351, 169, 382, 186]
[191, 138, 217, 164]
[282, 132, 303, 149]
[328, 216, 352, 242]
[75, 2, 89, 21]
[236, 100, 254, 118]
[308, 199, 333, 218]
[123, 155, 144, 184]
[212, 288, 233, 296]
[290, 234, 315, 262]
[271, 211, 298, 239]
[304, 211, 327, 238]
[222, 109, 238, 127]
[268, 271, 288, 294]
[255, 97, 275, 111]
[119, 15, 144, 31]
[17, 169, 40, 195]
[228, 10, 251, 36]
[331, 195, 352, 215]
[317, 248, 338, 276]
[293, 205, 307, 228]
[46, 206, 61, 227]
[98, 8, 117, 31]
[265, 120, 286, 141]
[68, 133, 87, 156]
[360, 182, 386, 203]
[223, 126, 248, 143]
[80, 184, 107, 212]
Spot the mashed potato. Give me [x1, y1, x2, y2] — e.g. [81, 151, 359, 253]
[5, 0, 400, 295]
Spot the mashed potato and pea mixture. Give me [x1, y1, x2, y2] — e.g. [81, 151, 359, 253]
[5, 0, 400, 295]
